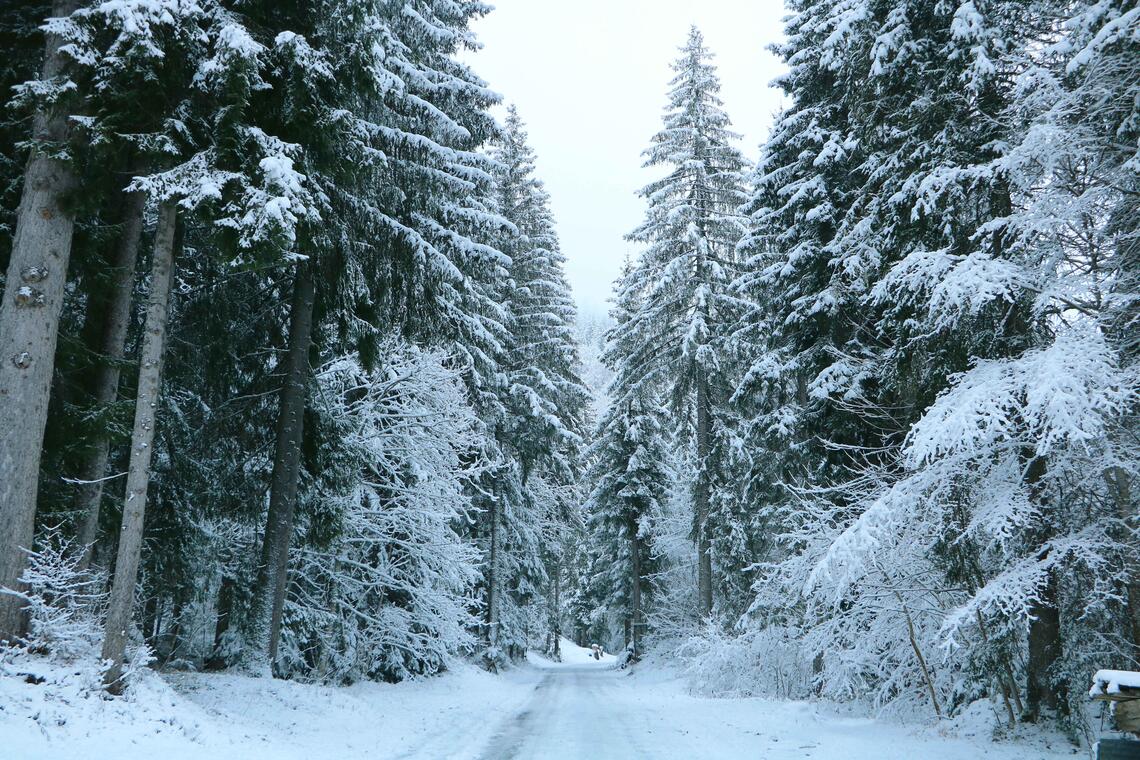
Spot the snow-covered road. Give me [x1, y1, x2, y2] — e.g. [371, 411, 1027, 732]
[477, 666, 646, 759]
[3, 639, 1076, 759]
[460, 647, 1073, 760]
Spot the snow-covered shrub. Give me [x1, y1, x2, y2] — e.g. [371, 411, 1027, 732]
[11, 529, 106, 660]
[644, 465, 699, 643]
[676, 622, 811, 700]
[276, 345, 483, 683]
[0, 529, 153, 692]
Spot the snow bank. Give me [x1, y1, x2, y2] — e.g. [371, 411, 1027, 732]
[0, 655, 533, 760]
[633, 644, 1078, 757]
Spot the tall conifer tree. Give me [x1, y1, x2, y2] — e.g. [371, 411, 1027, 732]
[624, 26, 747, 617]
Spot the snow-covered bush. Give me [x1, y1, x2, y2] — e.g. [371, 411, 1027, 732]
[675, 622, 810, 700]
[276, 344, 483, 683]
[11, 529, 106, 661]
[0, 529, 152, 692]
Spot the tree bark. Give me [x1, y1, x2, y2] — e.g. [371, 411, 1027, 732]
[631, 527, 642, 660]
[75, 186, 146, 569]
[101, 202, 178, 693]
[551, 548, 562, 660]
[1023, 455, 1065, 720]
[0, 0, 82, 644]
[254, 264, 315, 670]
[205, 576, 235, 670]
[695, 368, 713, 617]
[1107, 466, 1140, 659]
[486, 493, 499, 650]
[1025, 567, 1064, 719]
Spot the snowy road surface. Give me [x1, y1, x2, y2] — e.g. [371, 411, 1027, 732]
[3, 639, 1075, 759]
[464, 645, 1072, 760]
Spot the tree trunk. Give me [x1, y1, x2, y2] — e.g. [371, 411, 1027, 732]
[1023, 455, 1065, 720]
[101, 202, 178, 693]
[486, 494, 499, 649]
[0, 0, 82, 644]
[1025, 567, 1064, 719]
[75, 186, 146, 569]
[206, 576, 235, 670]
[551, 550, 562, 660]
[1107, 466, 1140, 659]
[254, 264, 316, 670]
[631, 527, 642, 660]
[695, 368, 713, 617]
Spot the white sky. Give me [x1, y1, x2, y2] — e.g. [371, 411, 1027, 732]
[464, 0, 789, 318]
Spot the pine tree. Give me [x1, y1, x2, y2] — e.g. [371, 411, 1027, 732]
[585, 261, 670, 658]
[496, 106, 589, 485]
[625, 26, 747, 617]
[235, 0, 507, 670]
[0, 0, 83, 642]
[478, 105, 589, 663]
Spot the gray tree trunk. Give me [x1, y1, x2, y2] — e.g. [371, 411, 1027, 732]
[695, 369, 713, 617]
[1108, 467, 1140, 660]
[631, 528, 642, 660]
[486, 495, 499, 650]
[76, 187, 146, 569]
[0, 0, 82, 644]
[101, 202, 178, 693]
[551, 547, 562, 660]
[254, 265, 315, 670]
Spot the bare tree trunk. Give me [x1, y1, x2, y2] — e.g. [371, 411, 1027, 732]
[254, 264, 315, 670]
[205, 576, 236, 670]
[1023, 455, 1065, 720]
[101, 202, 177, 693]
[897, 594, 941, 720]
[1107, 466, 1140, 659]
[0, 0, 82, 644]
[1025, 567, 1064, 719]
[695, 369, 713, 617]
[486, 495, 499, 650]
[75, 187, 146, 569]
[551, 549, 562, 660]
[631, 528, 642, 660]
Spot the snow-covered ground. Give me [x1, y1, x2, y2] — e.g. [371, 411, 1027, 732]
[1, 640, 1079, 759]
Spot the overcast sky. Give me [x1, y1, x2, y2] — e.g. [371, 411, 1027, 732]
[463, 1, 789, 318]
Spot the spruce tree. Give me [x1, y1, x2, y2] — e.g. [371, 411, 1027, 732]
[0, 0, 82, 642]
[585, 261, 670, 657]
[479, 105, 589, 662]
[625, 26, 747, 617]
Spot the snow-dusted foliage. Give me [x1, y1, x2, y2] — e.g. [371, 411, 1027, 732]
[0, 530, 153, 693]
[276, 347, 482, 682]
[9, 530, 107, 661]
[619, 26, 750, 619]
[688, 0, 1140, 732]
